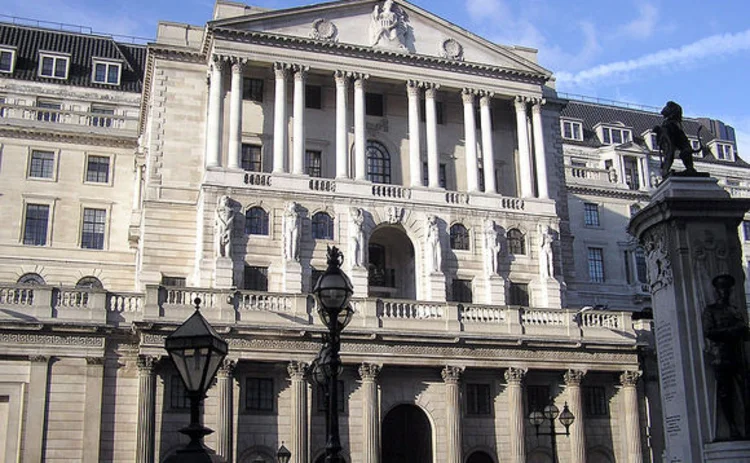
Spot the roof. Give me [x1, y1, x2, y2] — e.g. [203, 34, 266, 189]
[0, 22, 146, 93]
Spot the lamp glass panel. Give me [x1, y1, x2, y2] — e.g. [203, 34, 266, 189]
[169, 350, 193, 391]
[203, 351, 225, 391]
[529, 410, 544, 426]
[319, 288, 349, 309]
[559, 406, 575, 427]
[543, 403, 559, 421]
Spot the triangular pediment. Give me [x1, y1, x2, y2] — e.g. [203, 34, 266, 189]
[211, 0, 550, 76]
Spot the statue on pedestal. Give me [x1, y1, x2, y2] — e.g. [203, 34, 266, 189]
[426, 215, 441, 273]
[538, 224, 555, 279]
[370, 0, 407, 49]
[215, 195, 234, 259]
[484, 220, 501, 275]
[653, 101, 705, 178]
[283, 202, 301, 262]
[350, 208, 366, 268]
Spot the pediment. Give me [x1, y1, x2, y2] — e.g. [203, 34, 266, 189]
[211, 0, 549, 76]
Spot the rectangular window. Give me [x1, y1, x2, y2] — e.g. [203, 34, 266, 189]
[92, 61, 121, 85]
[0, 49, 15, 73]
[526, 385, 549, 413]
[90, 105, 115, 128]
[39, 54, 68, 79]
[23, 204, 49, 246]
[170, 375, 190, 410]
[624, 250, 632, 285]
[650, 133, 659, 150]
[716, 143, 734, 161]
[246, 377, 274, 411]
[29, 150, 55, 179]
[86, 155, 110, 183]
[241, 144, 262, 172]
[584, 386, 609, 417]
[588, 247, 605, 283]
[466, 383, 492, 415]
[81, 208, 106, 250]
[422, 162, 447, 188]
[305, 85, 322, 109]
[161, 276, 186, 287]
[635, 248, 647, 284]
[602, 127, 611, 144]
[623, 157, 640, 190]
[306, 150, 322, 177]
[478, 167, 485, 192]
[365, 92, 384, 117]
[419, 100, 445, 124]
[600, 127, 631, 145]
[450, 279, 473, 303]
[36, 99, 62, 123]
[508, 282, 529, 306]
[583, 203, 600, 227]
[243, 78, 264, 102]
[244, 265, 268, 291]
[562, 120, 582, 140]
[316, 380, 345, 413]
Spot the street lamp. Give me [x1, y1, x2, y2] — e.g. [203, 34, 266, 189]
[528, 401, 575, 463]
[164, 297, 228, 462]
[313, 246, 354, 463]
[276, 443, 292, 463]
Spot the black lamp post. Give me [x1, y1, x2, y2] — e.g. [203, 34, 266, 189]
[276, 443, 291, 463]
[164, 297, 228, 463]
[528, 402, 575, 463]
[313, 246, 354, 463]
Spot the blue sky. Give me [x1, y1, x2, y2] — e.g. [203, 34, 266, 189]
[2, 0, 748, 154]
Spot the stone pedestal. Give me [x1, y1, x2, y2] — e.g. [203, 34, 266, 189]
[484, 275, 506, 305]
[349, 266, 368, 300]
[214, 257, 234, 289]
[629, 177, 750, 462]
[530, 276, 561, 309]
[283, 261, 302, 293]
[426, 272, 446, 302]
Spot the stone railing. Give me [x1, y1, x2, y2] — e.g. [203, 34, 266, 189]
[309, 178, 335, 192]
[566, 165, 618, 185]
[372, 184, 411, 199]
[500, 197, 524, 210]
[244, 172, 272, 187]
[0, 102, 138, 132]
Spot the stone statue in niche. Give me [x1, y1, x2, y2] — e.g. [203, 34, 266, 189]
[370, 0, 408, 49]
[538, 224, 555, 279]
[215, 195, 234, 258]
[702, 274, 750, 440]
[653, 101, 707, 178]
[484, 220, 502, 275]
[283, 202, 301, 262]
[426, 215, 442, 273]
[350, 207, 366, 268]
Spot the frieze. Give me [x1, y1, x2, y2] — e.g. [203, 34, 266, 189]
[0, 333, 104, 347]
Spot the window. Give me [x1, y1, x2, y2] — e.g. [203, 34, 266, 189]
[588, 247, 605, 283]
[75, 276, 103, 289]
[650, 132, 659, 151]
[583, 386, 609, 417]
[715, 143, 734, 161]
[241, 144, 262, 172]
[39, 53, 69, 79]
[306, 150, 322, 177]
[422, 162, 447, 188]
[246, 377, 274, 411]
[623, 157, 640, 190]
[635, 247, 647, 284]
[29, 150, 55, 179]
[420, 100, 445, 125]
[466, 383, 492, 415]
[744, 221, 750, 241]
[170, 375, 191, 410]
[86, 155, 110, 183]
[316, 380, 345, 413]
[624, 250, 632, 285]
[243, 78, 264, 102]
[478, 167, 485, 192]
[0, 48, 15, 73]
[17, 273, 45, 285]
[36, 99, 61, 123]
[526, 385, 549, 413]
[600, 126, 631, 145]
[90, 105, 115, 128]
[365, 92, 384, 117]
[92, 60, 121, 85]
[562, 120, 583, 141]
[244, 266, 268, 291]
[507, 229, 525, 255]
[81, 208, 106, 249]
[690, 139, 701, 152]
[312, 212, 334, 240]
[306, 85, 322, 109]
[508, 282, 529, 306]
[450, 224, 470, 250]
[451, 279, 473, 303]
[23, 204, 49, 246]
[583, 203, 600, 227]
[366, 140, 391, 184]
[245, 207, 269, 235]
[161, 276, 186, 287]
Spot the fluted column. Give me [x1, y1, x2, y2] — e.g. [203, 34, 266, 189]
[425, 83, 440, 188]
[359, 363, 381, 463]
[479, 92, 496, 193]
[514, 96, 533, 198]
[353, 74, 368, 181]
[564, 369, 586, 463]
[462, 89, 479, 193]
[620, 371, 643, 463]
[505, 367, 526, 463]
[206, 57, 224, 168]
[334, 71, 349, 179]
[23, 355, 50, 463]
[292, 65, 309, 175]
[407, 80, 422, 187]
[273, 62, 289, 173]
[531, 100, 549, 199]
[227, 60, 245, 170]
[442, 366, 463, 463]
[289, 361, 309, 463]
[136, 355, 157, 463]
[217, 359, 236, 462]
[83, 358, 105, 463]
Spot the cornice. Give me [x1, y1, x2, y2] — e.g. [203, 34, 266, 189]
[567, 184, 651, 201]
[0, 126, 138, 149]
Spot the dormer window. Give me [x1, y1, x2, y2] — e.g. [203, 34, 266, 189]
[600, 126, 631, 145]
[0, 47, 16, 73]
[649, 132, 659, 151]
[561, 120, 583, 141]
[38, 52, 70, 79]
[715, 142, 734, 161]
[92, 59, 121, 85]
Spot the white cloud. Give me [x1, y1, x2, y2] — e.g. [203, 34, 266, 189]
[618, 3, 659, 39]
[556, 29, 750, 87]
[466, 0, 509, 22]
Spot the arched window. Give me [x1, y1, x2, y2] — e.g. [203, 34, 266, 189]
[449, 223, 470, 250]
[245, 207, 269, 235]
[76, 276, 103, 289]
[311, 212, 334, 240]
[366, 140, 391, 184]
[507, 228, 525, 255]
[17, 273, 45, 285]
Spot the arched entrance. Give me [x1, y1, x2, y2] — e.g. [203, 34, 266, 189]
[382, 404, 432, 463]
[466, 451, 495, 463]
[368, 226, 415, 299]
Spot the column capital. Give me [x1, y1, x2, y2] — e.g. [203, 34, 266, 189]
[620, 370, 641, 386]
[406, 80, 422, 96]
[504, 367, 526, 385]
[479, 92, 495, 107]
[461, 88, 477, 104]
[359, 363, 381, 381]
[288, 360, 309, 380]
[137, 355, 157, 373]
[230, 60, 246, 74]
[211, 54, 227, 70]
[29, 355, 49, 363]
[514, 95, 529, 110]
[217, 359, 237, 379]
[334, 70, 350, 85]
[441, 365, 464, 384]
[530, 98, 547, 114]
[273, 62, 291, 78]
[353, 73, 370, 88]
[86, 357, 105, 366]
[564, 369, 586, 386]
[424, 82, 440, 98]
[292, 64, 310, 80]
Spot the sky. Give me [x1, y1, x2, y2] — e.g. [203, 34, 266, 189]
[1, 0, 748, 155]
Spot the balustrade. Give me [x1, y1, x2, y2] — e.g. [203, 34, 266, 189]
[108, 293, 144, 313]
[461, 304, 506, 323]
[0, 103, 137, 131]
[244, 172, 272, 186]
[445, 192, 469, 204]
[0, 286, 34, 305]
[309, 178, 336, 192]
[381, 300, 444, 320]
[371, 184, 411, 199]
[236, 291, 293, 312]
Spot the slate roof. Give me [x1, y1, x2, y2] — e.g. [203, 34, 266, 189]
[0, 23, 146, 93]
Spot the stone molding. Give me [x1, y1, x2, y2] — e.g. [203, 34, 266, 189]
[1, 333, 104, 347]
[358, 363, 381, 381]
[28, 355, 49, 363]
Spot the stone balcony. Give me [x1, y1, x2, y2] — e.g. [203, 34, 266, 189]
[0, 102, 139, 137]
[0, 284, 642, 346]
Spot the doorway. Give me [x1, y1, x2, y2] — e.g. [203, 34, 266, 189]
[381, 404, 432, 463]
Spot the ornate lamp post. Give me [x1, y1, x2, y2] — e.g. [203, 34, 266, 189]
[313, 246, 354, 463]
[164, 298, 228, 463]
[528, 402, 575, 463]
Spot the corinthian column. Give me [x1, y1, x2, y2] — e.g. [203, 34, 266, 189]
[531, 100, 549, 199]
[359, 363, 381, 463]
[564, 369, 586, 463]
[136, 355, 157, 463]
[406, 80, 422, 187]
[353, 74, 369, 181]
[442, 366, 463, 463]
[228, 60, 245, 170]
[289, 361, 309, 463]
[462, 89, 479, 192]
[24, 355, 50, 463]
[479, 92, 496, 194]
[206, 57, 224, 168]
[514, 96, 533, 198]
[425, 83, 440, 188]
[292, 65, 309, 175]
[217, 359, 236, 462]
[620, 371, 643, 463]
[273, 62, 289, 173]
[334, 71, 349, 179]
[504, 367, 526, 463]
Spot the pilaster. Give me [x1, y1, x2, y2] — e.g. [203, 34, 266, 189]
[334, 70, 349, 179]
[206, 56, 224, 168]
[288, 361, 309, 463]
[425, 83, 440, 188]
[273, 62, 290, 174]
[217, 359, 237, 462]
[359, 363, 381, 463]
[620, 370, 644, 463]
[407, 80, 422, 187]
[462, 89, 479, 193]
[83, 357, 105, 463]
[292, 65, 309, 175]
[227, 59, 246, 170]
[353, 73, 369, 181]
[564, 369, 586, 463]
[531, 99, 549, 199]
[479, 92, 496, 194]
[23, 355, 50, 463]
[504, 367, 526, 463]
[442, 366, 464, 463]
[136, 355, 157, 463]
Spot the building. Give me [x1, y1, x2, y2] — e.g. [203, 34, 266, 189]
[2, 1, 745, 462]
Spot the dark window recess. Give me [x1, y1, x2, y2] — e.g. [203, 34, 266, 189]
[81, 208, 106, 250]
[246, 377, 274, 411]
[466, 383, 492, 415]
[86, 156, 110, 183]
[527, 385, 550, 413]
[0, 51, 12, 72]
[365, 92, 384, 117]
[243, 78, 264, 102]
[507, 229, 525, 255]
[316, 380, 345, 413]
[368, 243, 395, 288]
[743, 221, 750, 241]
[306, 85, 322, 109]
[23, 204, 49, 246]
[311, 212, 334, 240]
[478, 167, 485, 192]
[366, 140, 391, 184]
[422, 162, 447, 188]
[584, 386, 609, 417]
[245, 207, 269, 235]
[451, 279, 473, 303]
[588, 247, 605, 283]
[244, 266, 268, 291]
[306, 150, 322, 177]
[419, 99, 445, 124]
[241, 144, 262, 172]
[508, 283, 529, 306]
[170, 375, 191, 410]
[450, 224, 470, 250]
[76, 276, 103, 289]
[36, 100, 61, 123]
[161, 276, 186, 287]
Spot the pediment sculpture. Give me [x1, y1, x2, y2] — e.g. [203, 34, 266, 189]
[370, 0, 410, 50]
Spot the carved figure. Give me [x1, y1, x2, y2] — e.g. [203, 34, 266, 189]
[283, 202, 301, 262]
[350, 208, 366, 268]
[702, 274, 750, 440]
[370, 0, 407, 48]
[538, 224, 555, 279]
[645, 237, 672, 293]
[215, 195, 234, 258]
[426, 215, 442, 273]
[484, 220, 501, 275]
[653, 101, 704, 177]
[386, 206, 403, 224]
